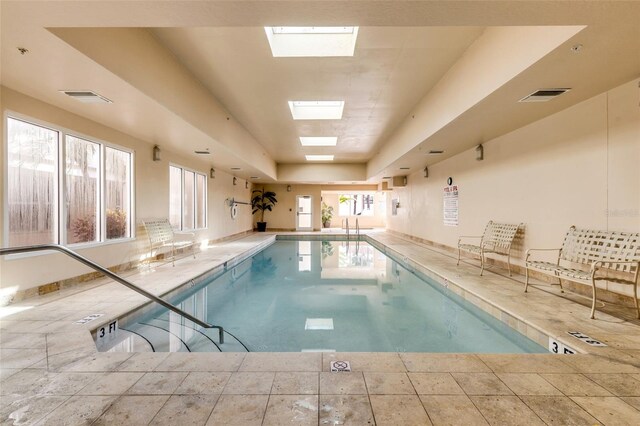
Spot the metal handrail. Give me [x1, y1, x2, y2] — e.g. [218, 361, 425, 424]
[356, 218, 360, 238]
[345, 218, 350, 239]
[0, 244, 224, 343]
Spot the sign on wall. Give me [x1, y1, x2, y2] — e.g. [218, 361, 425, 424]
[443, 185, 459, 226]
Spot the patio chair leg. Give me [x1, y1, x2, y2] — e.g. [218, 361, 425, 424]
[590, 281, 597, 319]
[524, 267, 529, 292]
[172, 244, 176, 267]
[633, 282, 639, 319]
[507, 253, 512, 277]
[480, 251, 485, 276]
[558, 276, 564, 293]
[457, 247, 461, 266]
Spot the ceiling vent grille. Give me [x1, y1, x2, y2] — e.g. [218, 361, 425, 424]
[60, 90, 112, 104]
[428, 150, 445, 155]
[519, 88, 570, 103]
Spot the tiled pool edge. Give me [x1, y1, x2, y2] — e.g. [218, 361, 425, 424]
[363, 235, 579, 354]
[84, 232, 634, 359]
[88, 235, 277, 342]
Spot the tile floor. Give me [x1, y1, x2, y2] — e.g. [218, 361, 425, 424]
[0, 231, 639, 425]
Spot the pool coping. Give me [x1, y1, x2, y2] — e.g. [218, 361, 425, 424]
[2, 231, 639, 366]
[90, 232, 640, 361]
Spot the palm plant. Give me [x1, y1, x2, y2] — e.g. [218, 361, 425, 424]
[251, 188, 277, 231]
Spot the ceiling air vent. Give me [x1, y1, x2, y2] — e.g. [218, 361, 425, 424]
[428, 150, 445, 155]
[194, 150, 210, 155]
[60, 90, 112, 104]
[519, 88, 570, 103]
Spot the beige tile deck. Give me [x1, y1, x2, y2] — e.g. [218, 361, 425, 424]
[1, 231, 640, 425]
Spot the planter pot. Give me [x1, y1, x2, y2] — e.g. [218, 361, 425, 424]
[256, 222, 267, 232]
[323, 221, 331, 228]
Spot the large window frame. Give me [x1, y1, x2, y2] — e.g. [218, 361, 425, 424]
[169, 164, 207, 231]
[3, 112, 135, 251]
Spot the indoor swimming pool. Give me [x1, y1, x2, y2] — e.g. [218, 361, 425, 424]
[102, 239, 547, 354]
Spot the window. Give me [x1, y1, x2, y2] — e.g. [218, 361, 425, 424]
[338, 194, 374, 217]
[5, 115, 133, 248]
[7, 118, 59, 247]
[169, 165, 207, 230]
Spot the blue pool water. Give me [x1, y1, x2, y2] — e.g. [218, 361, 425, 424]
[113, 240, 547, 353]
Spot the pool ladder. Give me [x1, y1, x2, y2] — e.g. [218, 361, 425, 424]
[344, 218, 360, 240]
[0, 244, 226, 344]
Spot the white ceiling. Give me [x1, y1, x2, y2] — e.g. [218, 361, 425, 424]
[1, 1, 639, 184]
[152, 26, 484, 163]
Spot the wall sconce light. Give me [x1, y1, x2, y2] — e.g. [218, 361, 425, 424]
[152, 145, 161, 162]
[424, 167, 429, 178]
[233, 177, 237, 186]
[287, 185, 292, 192]
[475, 144, 484, 161]
[209, 168, 215, 179]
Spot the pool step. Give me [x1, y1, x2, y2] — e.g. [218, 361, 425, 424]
[122, 322, 191, 352]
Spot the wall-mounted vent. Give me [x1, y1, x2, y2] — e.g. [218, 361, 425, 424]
[194, 150, 210, 155]
[60, 90, 112, 104]
[519, 88, 570, 103]
[428, 150, 445, 155]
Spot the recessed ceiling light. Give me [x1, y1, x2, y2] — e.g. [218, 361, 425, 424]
[428, 150, 445, 155]
[264, 26, 358, 57]
[230, 167, 242, 170]
[306, 155, 334, 161]
[289, 101, 344, 120]
[300, 137, 338, 146]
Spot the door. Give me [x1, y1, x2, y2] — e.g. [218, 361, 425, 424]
[296, 195, 313, 231]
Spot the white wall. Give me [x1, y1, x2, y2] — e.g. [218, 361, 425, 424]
[386, 78, 640, 296]
[0, 87, 253, 297]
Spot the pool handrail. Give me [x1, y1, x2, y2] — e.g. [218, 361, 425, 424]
[0, 244, 224, 344]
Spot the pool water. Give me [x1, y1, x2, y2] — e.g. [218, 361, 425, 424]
[115, 240, 547, 353]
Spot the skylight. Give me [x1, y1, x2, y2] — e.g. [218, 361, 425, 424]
[300, 137, 338, 147]
[306, 155, 334, 161]
[288, 101, 344, 120]
[264, 26, 359, 57]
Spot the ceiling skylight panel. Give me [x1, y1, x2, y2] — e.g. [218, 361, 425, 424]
[288, 101, 344, 120]
[264, 26, 359, 57]
[306, 155, 334, 161]
[300, 137, 338, 146]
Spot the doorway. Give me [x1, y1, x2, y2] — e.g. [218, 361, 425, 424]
[296, 195, 313, 231]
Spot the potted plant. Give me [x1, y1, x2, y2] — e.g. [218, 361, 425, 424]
[251, 188, 278, 232]
[321, 202, 334, 228]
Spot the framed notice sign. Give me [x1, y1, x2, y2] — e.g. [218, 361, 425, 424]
[443, 185, 459, 226]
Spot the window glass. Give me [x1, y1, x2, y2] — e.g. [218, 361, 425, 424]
[105, 147, 131, 239]
[169, 166, 182, 229]
[66, 136, 100, 244]
[7, 118, 59, 247]
[183, 170, 195, 230]
[6, 115, 134, 247]
[338, 194, 374, 216]
[196, 173, 206, 229]
[169, 165, 207, 231]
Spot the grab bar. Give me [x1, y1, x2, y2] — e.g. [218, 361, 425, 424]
[0, 244, 224, 343]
